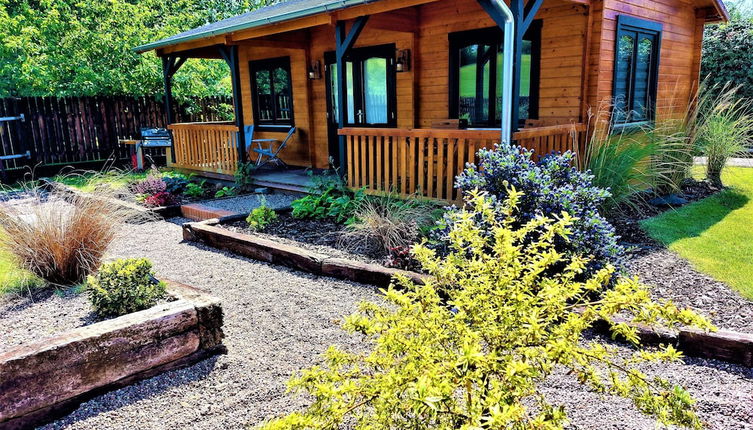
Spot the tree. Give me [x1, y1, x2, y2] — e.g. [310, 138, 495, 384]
[0, 0, 275, 101]
[701, 1, 753, 99]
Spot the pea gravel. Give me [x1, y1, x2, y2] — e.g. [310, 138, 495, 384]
[31, 217, 752, 429]
[196, 192, 300, 214]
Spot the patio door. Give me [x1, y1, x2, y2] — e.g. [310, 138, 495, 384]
[324, 44, 397, 168]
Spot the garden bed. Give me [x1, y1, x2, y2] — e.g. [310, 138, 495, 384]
[224, 211, 384, 265]
[0, 280, 224, 429]
[182, 214, 425, 288]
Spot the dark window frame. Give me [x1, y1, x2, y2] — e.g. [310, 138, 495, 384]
[448, 22, 542, 128]
[324, 44, 398, 128]
[249, 56, 294, 131]
[611, 15, 663, 132]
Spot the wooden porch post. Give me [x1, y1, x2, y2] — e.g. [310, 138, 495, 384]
[219, 45, 247, 165]
[477, 0, 543, 133]
[335, 16, 369, 174]
[162, 54, 186, 162]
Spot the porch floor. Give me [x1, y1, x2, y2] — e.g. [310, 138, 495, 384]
[251, 168, 316, 193]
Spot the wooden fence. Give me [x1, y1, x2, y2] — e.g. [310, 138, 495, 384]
[339, 124, 587, 203]
[0, 95, 232, 181]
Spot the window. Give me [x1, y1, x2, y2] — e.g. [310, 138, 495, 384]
[249, 57, 294, 128]
[324, 44, 397, 128]
[612, 16, 662, 128]
[449, 24, 541, 128]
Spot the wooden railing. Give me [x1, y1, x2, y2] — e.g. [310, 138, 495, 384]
[169, 122, 240, 175]
[338, 124, 587, 202]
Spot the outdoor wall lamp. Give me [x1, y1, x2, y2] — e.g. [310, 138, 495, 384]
[308, 60, 321, 79]
[396, 49, 411, 72]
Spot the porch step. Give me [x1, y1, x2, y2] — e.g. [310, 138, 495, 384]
[252, 179, 309, 194]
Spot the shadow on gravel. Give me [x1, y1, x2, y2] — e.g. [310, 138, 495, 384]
[45, 355, 222, 429]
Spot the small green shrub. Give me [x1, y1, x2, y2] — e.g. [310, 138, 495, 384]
[246, 199, 278, 232]
[291, 184, 366, 224]
[87, 258, 166, 318]
[184, 180, 207, 198]
[260, 190, 713, 429]
[235, 162, 257, 190]
[215, 186, 238, 198]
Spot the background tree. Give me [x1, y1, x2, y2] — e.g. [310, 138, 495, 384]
[0, 0, 276, 102]
[702, 0, 753, 99]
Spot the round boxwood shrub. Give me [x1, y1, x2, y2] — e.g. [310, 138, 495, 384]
[87, 258, 166, 318]
[441, 143, 624, 279]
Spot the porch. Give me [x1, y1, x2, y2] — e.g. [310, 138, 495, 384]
[167, 120, 586, 201]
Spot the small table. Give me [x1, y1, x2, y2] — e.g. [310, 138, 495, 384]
[119, 139, 145, 170]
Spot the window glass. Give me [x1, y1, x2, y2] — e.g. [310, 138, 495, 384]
[450, 27, 539, 128]
[250, 57, 294, 126]
[364, 57, 388, 124]
[612, 17, 661, 127]
[346, 62, 355, 124]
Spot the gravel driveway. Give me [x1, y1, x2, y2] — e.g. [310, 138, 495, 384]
[41, 218, 753, 429]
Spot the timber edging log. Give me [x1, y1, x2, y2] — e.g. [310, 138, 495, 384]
[183, 217, 753, 369]
[182, 217, 428, 289]
[0, 281, 225, 430]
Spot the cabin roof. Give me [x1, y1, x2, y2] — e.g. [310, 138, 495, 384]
[135, 0, 378, 53]
[135, 0, 729, 54]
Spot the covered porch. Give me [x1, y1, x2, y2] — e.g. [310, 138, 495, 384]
[145, 0, 595, 201]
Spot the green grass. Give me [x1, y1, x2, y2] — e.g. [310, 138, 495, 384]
[54, 170, 148, 192]
[0, 232, 43, 295]
[641, 167, 753, 299]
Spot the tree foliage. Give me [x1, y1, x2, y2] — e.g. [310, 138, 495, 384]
[702, 2, 753, 100]
[0, 0, 274, 100]
[261, 190, 713, 430]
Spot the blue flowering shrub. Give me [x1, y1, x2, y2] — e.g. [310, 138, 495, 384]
[443, 143, 624, 279]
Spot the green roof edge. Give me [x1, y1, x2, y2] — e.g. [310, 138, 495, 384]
[134, 0, 375, 53]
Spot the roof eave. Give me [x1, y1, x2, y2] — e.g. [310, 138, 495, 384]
[133, 0, 373, 53]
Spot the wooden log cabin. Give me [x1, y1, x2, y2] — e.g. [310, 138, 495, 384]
[136, 0, 728, 201]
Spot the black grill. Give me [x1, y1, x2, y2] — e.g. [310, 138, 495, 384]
[140, 128, 172, 148]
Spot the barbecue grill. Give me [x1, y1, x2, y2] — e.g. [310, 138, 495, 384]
[118, 128, 173, 170]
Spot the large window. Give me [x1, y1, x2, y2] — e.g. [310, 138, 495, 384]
[612, 16, 662, 128]
[449, 24, 541, 128]
[249, 57, 294, 128]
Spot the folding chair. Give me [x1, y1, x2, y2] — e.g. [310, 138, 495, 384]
[250, 127, 296, 168]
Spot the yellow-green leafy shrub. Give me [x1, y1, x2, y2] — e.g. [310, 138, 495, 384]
[260, 190, 713, 430]
[247, 204, 278, 232]
[87, 258, 166, 317]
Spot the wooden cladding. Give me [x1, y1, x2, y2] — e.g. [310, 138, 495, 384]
[339, 124, 587, 202]
[169, 122, 240, 175]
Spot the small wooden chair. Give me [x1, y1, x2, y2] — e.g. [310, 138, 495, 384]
[250, 127, 296, 168]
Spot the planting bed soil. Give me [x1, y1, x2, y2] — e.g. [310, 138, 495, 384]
[40, 218, 752, 430]
[223, 212, 386, 265]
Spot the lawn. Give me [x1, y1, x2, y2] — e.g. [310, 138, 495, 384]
[0, 232, 41, 294]
[54, 170, 148, 192]
[641, 167, 753, 299]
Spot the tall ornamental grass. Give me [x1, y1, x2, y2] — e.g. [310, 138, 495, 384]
[0, 176, 144, 286]
[695, 83, 753, 186]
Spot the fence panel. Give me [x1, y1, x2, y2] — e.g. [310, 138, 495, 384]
[0, 95, 232, 182]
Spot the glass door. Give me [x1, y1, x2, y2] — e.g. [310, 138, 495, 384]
[324, 45, 397, 165]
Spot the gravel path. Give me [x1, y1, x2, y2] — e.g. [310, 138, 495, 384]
[0, 289, 94, 350]
[628, 247, 753, 333]
[197, 192, 300, 214]
[36, 218, 753, 429]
